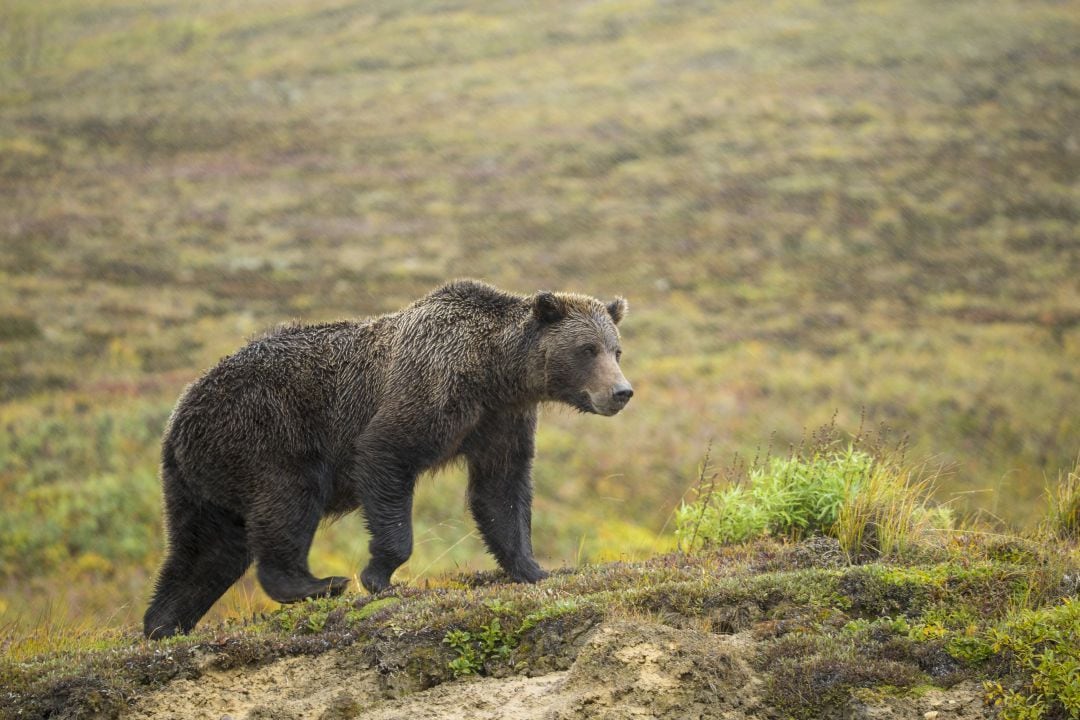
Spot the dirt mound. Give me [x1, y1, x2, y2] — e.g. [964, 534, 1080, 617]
[550, 621, 759, 719]
[127, 619, 987, 720]
[128, 621, 756, 720]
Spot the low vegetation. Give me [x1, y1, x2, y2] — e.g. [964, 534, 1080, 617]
[3, 530, 1077, 717]
[1043, 460, 1080, 543]
[0, 0, 1077, 684]
[676, 424, 950, 560]
[984, 599, 1080, 719]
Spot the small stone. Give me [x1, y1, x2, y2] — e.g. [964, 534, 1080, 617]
[924, 712, 939, 720]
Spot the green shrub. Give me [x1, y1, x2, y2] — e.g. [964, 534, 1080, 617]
[442, 599, 582, 677]
[984, 599, 1080, 720]
[676, 444, 945, 559]
[443, 629, 483, 677]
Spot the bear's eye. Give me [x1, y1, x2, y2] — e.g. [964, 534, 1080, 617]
[615, 349, 623, 361]
[580, 345, 599, 358]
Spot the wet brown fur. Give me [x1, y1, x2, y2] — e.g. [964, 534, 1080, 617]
[144, 279, 631, 638]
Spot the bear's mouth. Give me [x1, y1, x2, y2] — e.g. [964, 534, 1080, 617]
[571, 392, 598, 414]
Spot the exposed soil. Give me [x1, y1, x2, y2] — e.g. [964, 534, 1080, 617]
[129, 620, 989, 720]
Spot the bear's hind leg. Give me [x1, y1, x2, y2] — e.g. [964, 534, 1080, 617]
[144, 496, 251, 639]
[250, 481, 349, 604]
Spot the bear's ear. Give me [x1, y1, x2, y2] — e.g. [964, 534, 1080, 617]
[533, 291, 565, 324]
[607, 297, 628, 325]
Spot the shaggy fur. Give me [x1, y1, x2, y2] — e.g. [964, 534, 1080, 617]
[143, 279, 632, 639]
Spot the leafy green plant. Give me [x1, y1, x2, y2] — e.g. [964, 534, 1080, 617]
[484, 598, 515, 616]
[443, 629, 482, 677]
[984, 598, 1080, 720]
[443, 617, 516, 676]
[946, 633, 994, 666]
[304, 609, 329, 634]
[477, 618, 513, 660]
[442, 598, 582, 677]
[676, 441, 944, 558]
[275, 610, 299, 634]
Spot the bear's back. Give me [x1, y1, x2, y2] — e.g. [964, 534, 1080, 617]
[166, 319, 384, 480]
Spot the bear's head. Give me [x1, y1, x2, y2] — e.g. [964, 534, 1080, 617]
[530, 291, 632, 416]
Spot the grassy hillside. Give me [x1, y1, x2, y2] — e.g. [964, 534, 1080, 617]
[3, 534, 1078, 719]
[6, 444, 1078, 717]
[1, 0, 1079, 642]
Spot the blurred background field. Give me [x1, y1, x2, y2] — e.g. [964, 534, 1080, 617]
[1, 0, 1078, 642]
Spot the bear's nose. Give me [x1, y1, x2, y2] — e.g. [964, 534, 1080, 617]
[613, 384, 634, 403]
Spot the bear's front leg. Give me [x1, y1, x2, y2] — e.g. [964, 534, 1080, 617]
[463, 411, 548, 584]
[350, 427, 420, 594]
[358, 485, 414, 593]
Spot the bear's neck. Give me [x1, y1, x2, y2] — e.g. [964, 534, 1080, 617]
[490, 309, 547, 409]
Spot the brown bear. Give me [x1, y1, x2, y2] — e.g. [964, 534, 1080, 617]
[143, 279, 632, 638]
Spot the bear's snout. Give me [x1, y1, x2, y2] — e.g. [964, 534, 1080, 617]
[588, 368, 634, 416]
[612, 382, 634, 406]
[593, 384, 632, 415]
